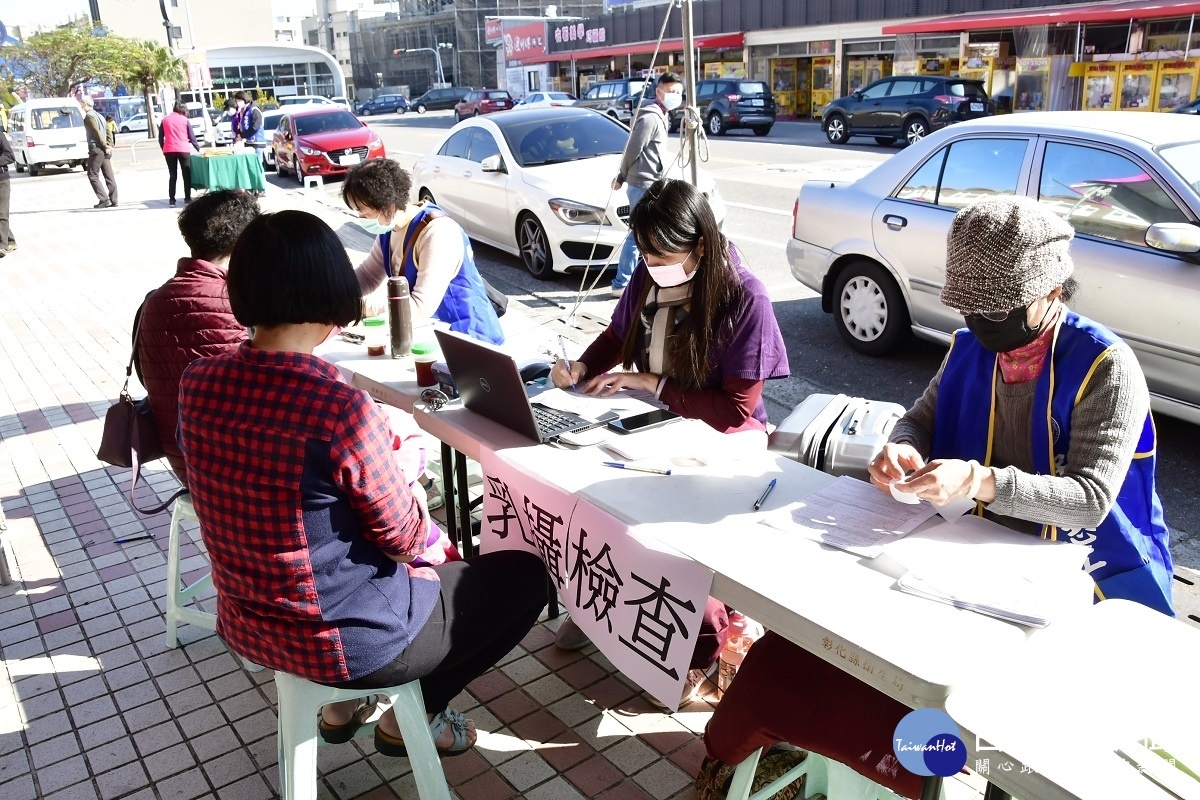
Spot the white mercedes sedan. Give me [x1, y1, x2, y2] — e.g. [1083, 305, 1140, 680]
[411, 106, 725, 278]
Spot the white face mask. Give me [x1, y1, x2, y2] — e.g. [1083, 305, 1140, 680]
[660, 91, 683, 111]
[645, 252, 695, 287]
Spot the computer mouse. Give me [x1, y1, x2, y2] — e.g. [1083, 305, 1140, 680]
[519, 362, 553, 384]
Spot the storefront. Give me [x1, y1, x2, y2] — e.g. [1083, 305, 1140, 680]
[188, 43, 346, 105]
[884, 0, 1200, 114]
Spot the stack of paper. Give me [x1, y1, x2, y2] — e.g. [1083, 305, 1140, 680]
[884, 516, 1094, 627]
[760, 475, 940, 558]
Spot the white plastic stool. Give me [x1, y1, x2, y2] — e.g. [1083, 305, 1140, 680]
[303, 175, 323, 191]
[726, 748, 943, 800]
[273, 671, 451, 800]
[164, 495, 216, 648]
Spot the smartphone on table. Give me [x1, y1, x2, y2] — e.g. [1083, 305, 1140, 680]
[607, 409, 681, 434]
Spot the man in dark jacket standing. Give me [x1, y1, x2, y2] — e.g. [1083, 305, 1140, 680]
[79, 93, 118, 208]
[136, 190, 259, 484]
[0, 128, 16, 257]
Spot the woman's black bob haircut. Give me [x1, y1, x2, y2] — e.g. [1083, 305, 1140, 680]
[227, 210, 363, 329]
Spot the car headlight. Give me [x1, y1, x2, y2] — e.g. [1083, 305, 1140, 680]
[548, 198, 609, 226]
[299, 146, 322, 156]
[368, 138, 383, 149]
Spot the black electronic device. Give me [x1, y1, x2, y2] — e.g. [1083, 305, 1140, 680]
[607, 408, 681, 434]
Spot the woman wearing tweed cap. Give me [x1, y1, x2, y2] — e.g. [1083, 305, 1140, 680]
[700, 196, 1173, 799]
[870, 194, 1173, 615]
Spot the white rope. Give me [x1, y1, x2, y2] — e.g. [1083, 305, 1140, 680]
[561, 0, 679, 325]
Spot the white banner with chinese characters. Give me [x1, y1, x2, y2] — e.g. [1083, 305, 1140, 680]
[480, 449, 713, 709]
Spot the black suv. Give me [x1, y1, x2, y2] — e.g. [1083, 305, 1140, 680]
[668, 79, 775, 137]
[822, 76, 993, 147]
[410, 87, 472, 114]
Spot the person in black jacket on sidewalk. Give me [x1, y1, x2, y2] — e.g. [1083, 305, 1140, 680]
[0, 128, 16, 257]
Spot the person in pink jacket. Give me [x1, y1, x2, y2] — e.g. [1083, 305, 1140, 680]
[158, 102, 201, 207]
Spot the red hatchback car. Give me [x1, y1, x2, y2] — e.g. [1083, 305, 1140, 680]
[454, 90, 513, 121]
[273, 107, 385, 182]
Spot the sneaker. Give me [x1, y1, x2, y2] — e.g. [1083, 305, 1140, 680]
[610, 285, 625, 298]
[554, 616, 591, 651]
[169, 199, 176, 207]
[3, 243, 15, 253]
[93, 200, 111, 209]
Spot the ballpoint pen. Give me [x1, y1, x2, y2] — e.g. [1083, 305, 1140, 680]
[114, 534, 155, 544]
[557, 334, 576, 390]
[602, 461, 671, 475]
[753, 478, 777, 511]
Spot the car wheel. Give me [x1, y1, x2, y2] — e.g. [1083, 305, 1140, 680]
[28, 163, 39, 177]
[832, 260, 911, 355]
[361, 107, 372, 116]
[874, 136, 897, 146]
[419, 189, 436, 205]
[903, 117, 930, 146]
[473, 109, 480, 117]
[517, 214, 553, 279]
[752, 125, 772, 137]
[824, 114, 849, 145]
[15, 160, 23, 173]
[120, 126, 130, 133]
[707, 112, 726, 136]
[416, 104, 427, 114]
[294, 157, 304, 185]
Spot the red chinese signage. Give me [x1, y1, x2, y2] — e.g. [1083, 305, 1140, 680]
[502, 21, 547, 66]
[485, 18, 503, 45]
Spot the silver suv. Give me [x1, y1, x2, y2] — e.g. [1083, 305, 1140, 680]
[575, 79, 648, 123]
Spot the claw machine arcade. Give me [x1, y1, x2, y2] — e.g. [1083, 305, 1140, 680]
[1083, 62, 1120, 111]
[1118, 61, 1158, 110]
[770, 58, 800, 119]
[1155, 59, 1198, 111]
[1014, 57, 1051, 111]
[960, 57, 1016, 113]
[810, 56, 835, 117]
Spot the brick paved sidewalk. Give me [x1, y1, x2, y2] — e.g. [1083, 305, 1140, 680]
[0, 165, 988, 800]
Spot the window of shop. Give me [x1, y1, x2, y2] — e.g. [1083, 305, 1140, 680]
[1145, 18, 1200, 53]
[1038, 142, 1188, 247]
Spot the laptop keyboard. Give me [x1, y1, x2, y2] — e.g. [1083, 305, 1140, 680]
[532, 405, 590, 437]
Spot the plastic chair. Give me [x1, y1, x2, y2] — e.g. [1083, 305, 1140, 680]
[726, 748, 940, 800]
[164, 495, 216, 648]
[273, 671, 451, 800]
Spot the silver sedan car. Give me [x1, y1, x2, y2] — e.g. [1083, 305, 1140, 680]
[787, 111, 1200, 425]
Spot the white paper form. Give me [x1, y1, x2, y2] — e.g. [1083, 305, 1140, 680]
[531, 387, 660, 420]
[761, 475, 939, 557]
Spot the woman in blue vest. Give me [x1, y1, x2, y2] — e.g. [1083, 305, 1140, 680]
[871, 195, 1174, 615]
[342, 158, 503, 345]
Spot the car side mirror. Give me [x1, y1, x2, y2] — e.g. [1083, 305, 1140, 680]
[1145, 222, 1200, 254]
[480, 154, 506, 174]
[853, 90, 864, 100]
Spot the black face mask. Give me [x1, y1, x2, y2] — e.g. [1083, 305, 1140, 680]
[965, 303, 1053, 353]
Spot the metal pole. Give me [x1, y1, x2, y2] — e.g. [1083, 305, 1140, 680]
[681, 0, 699, 187]
[1186, 14, 1195, 56]
[434, 47, 445, 85]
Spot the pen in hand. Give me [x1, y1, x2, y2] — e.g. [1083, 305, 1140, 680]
[753, 478, 777, 511]
[557, 334, 576, 391]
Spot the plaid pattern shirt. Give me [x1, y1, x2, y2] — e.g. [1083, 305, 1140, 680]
[178, 343, 438, 682]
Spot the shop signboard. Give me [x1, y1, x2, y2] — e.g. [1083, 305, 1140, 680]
[486, 18, 503, 45]
[549, 20, 614, 53]
[503, 20, 547, 67]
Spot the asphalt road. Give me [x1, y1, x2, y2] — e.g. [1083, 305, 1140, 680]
[109, 110, 1200, 568]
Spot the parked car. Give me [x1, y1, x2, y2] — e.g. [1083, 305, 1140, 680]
[410, 106, 725, 278]
[667, 79, 775, 137]
[787, 111, 1200, 424]
[574, 78, 648, 123]
[5, 98, 88, 175]
[272, 107, 385, 183]
[118, 112, 162, 133]
[518, 91, 577, 109]
[257, 110, 287, 169]
[279, 95, 335, 107]
[455, 90, 514, 121]
[330, 96, 353, 110]
[821, 76, 994, 147]
[184, 101, 215, 146]
[410, 87, 472, 114]
[357, 94, 409, 116]
[1171, 96, 1200, 114]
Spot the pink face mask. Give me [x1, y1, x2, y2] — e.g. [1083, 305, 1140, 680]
[645, 251, 696, 287]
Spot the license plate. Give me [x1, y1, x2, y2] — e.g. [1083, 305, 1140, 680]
[339, 153, 361, 166]
[749, 98, 764, 106]
[970, 102, 984, 112]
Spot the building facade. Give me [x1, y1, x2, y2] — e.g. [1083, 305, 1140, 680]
[89, 0, 275, 51]
[180, 43, 346, 105]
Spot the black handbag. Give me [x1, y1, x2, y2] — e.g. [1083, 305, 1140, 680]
[483, 277, 508, 318]
[96, 307, 187, 515]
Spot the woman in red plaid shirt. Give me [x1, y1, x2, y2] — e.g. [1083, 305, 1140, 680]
[178, 210, 547, 757]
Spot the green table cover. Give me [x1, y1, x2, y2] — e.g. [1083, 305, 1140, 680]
[190, 152, 266, 192]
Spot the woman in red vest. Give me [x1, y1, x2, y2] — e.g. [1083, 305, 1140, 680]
[158, 102, 201, 207]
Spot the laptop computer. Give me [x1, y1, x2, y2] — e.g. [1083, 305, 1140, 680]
[435, 329, 602, 443]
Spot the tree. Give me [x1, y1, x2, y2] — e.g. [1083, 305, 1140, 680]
[0, 22, 130, 98]
[122, 41, 186, 139]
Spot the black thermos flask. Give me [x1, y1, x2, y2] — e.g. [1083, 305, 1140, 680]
[387, 276, 413, 358]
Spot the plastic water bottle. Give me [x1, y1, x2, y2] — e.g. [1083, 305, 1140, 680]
[387, 276, 412, 358]
[718, 611, 764, 698]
